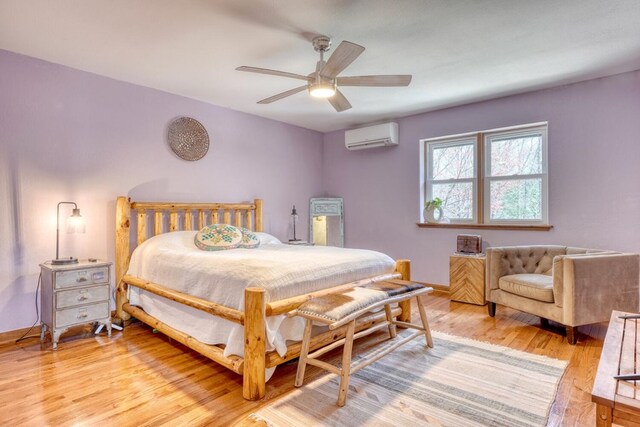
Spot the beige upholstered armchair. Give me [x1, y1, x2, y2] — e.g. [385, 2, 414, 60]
[486, 245, 639, 344]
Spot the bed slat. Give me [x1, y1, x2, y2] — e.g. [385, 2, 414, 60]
[211, 210, 219, 224]
[184, 209, 193, 231]
[198, 210, 205, 229]
[169, 211, 178, 232]
[154, 211, 163, 235]
[245, 210, 252, 231]
[223, 210, 231, 225]
[235, 210, 242, 228]
[137, 210, 147, 245]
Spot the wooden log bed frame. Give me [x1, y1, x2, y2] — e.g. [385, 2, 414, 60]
[114, 197, 411, 401]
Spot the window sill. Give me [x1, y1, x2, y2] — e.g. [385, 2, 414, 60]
[416, 222, 553, 231]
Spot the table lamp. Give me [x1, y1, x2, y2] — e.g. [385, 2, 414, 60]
[289, 205, 301, 242]
[52, 201, 86, 265]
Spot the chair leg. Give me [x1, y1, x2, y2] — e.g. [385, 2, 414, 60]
[337, 320, 356, 407]
[488, 302, 496, 317]
[384, 304, 397, 338]
[295, 319, 313, 387]
[566, 326, 578, 345]
[416, 296, 433, 348]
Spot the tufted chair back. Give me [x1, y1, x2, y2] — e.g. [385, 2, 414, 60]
[498, 245, 566, 276]
[487, 245, 566, 292]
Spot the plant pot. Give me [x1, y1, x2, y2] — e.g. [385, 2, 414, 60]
[424, 206, 444, 223]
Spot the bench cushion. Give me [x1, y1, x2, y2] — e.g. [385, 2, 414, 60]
[296, 280, 425, 324]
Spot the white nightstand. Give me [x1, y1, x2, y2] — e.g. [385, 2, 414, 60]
[39, 260, 112, 349]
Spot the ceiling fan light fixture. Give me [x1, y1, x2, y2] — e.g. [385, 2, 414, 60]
[309, 82, 336, 98]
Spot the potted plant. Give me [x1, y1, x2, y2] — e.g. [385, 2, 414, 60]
[424, 197, 444, 223]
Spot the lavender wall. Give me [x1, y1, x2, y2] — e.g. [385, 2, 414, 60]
[323, 71, 640, 285]
[0, 50, 323, 333]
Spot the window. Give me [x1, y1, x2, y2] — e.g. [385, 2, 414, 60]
[421, 123, 548, 227]
[426, 137, 477, 222]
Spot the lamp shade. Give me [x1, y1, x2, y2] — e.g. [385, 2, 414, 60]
[66, 208, 86, 234]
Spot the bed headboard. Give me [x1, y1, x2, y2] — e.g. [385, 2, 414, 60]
[114, 196, 263, 292]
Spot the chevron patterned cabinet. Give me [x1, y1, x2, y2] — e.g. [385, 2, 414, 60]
[449, 254, 486, 305]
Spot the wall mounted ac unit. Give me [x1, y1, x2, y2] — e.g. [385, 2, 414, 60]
[345, 122, 399, 150]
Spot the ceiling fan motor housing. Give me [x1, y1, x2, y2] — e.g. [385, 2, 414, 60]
[312, 35, 331, 52]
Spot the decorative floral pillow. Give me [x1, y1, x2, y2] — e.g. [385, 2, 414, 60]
[194, 224, 242, 251]
[239, 227, 261, 249]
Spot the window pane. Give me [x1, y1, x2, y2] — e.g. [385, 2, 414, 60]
[431, 143, 474, 180]
[489, 134, 542, 177]
[433, 182, 473, 220]
[490, 178, 542, 220]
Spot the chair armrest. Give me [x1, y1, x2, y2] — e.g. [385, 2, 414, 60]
[561, 253, 640, 326]
[486, 248, 508, 292]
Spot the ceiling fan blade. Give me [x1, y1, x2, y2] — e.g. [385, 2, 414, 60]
[320, 41, 365, 79]
[257, 85, 307, 104]
[236, 66, 311, 81]
[328, 89, 352, 112]
[337, 75, 412, 87]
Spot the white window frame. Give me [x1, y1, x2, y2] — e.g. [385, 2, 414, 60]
[425, 136, 478, 224]
[420, 122, 549, 227]
[483, 125, 548, 225]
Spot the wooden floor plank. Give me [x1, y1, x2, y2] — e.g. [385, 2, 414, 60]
[0, 293, 605, 426]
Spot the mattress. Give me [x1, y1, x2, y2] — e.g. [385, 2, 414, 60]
[127, 231, 397, 375]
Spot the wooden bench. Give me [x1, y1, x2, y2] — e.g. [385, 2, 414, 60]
[592, 310, 640, 427]
[290, 279, 433, 406]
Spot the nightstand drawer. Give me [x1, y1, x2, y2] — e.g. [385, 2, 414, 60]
[55, 302, 109, 328]
[55, 267, 109, 289]
[56, 285, 109, 309]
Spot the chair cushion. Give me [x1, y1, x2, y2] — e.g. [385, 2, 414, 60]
[498, 274, 554, 303]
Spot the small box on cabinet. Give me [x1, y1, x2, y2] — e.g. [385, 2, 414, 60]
[456, 234, 482, 254]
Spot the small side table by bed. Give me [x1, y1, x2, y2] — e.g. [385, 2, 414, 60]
[40, 260, 112, 349]
[591, 310, 640, 426]
[449, 253, 486, 305]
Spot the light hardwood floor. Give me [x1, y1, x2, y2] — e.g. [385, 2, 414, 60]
[0, 291, 606, 426]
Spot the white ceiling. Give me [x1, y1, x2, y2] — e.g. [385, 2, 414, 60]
[2, 0, 640, 132]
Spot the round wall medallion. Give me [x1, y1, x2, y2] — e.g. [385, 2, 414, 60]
[167, 117, 209, 161]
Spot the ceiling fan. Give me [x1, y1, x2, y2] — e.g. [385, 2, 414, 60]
[236, 36, 412, 112]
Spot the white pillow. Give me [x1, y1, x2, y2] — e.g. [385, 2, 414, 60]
[254, 232, 282, 245]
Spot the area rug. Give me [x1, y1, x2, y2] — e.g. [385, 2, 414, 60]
[245, 331, 568, 427]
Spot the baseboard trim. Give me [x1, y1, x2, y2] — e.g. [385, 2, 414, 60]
[0, 324, 42, 346]
[414, 280, 449, 293]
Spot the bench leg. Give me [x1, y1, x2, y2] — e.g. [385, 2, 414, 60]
[295, 318, 313, 387]
[384, 304, 397, 338]
[337, 320, 356, 407]
[416, 296, 433, 348]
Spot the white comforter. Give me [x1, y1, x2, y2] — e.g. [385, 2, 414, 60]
[127, 231, 396, 374]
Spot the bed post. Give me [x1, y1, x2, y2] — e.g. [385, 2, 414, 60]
[254, 199, 263, 232]
[243, 287, 266, 400]
[396, 259, 411, 323]
[115, 196, 132, 323]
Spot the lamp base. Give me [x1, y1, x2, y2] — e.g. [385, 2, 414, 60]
[51, 257, 79, 265]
